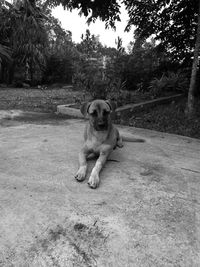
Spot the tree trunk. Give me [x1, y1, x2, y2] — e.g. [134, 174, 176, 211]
[186, 0, 200, 117]
[30, 57, 33, 85]
[8, 62, 15, 84]
[0, 61, 2, 83]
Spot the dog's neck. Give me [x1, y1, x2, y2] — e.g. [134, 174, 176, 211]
[88, 122, 113, 141]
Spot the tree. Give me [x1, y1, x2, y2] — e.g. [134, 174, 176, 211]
[124, 38, 159, 90]
[76, 29, 103, 58]
[0, 45, 11, 62]
[0, 0, 76, 84]
[124, 0, 199, 61]
[46, 0, 121, 28]
[72, 30, 105, 97]
[12, 0, 48, 83]
[46, 0, 198, 61]
[43, 14, 74, 83]
[186, 0, 200, 117]
[0, 1, 13, 82]
[0, 0, 49, 84]
[123, 0, 200, 116]
[46, 0, 200, 116]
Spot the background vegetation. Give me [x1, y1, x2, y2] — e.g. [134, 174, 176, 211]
[0, 0, 196, 95]
[0, 0, 200, 138]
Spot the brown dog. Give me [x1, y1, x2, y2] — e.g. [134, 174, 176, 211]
[75, 99, 145, 189]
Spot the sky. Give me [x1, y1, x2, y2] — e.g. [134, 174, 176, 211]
[51, 4, 135, 50]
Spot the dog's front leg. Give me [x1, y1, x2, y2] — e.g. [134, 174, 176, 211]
[75, 147, 89, 182]
[88, 150, 110, 189]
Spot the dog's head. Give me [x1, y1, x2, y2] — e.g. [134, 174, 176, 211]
[80, 99, 116, 131]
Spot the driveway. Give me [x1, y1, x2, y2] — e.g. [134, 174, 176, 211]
[0, 111, 200, 266]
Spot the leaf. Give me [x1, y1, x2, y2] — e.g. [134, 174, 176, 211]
[0, 44, 12, 62]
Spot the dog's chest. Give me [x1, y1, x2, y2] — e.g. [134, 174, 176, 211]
[86, 132, 108, 152]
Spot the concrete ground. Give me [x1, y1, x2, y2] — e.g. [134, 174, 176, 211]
[0, 111, 200, 267]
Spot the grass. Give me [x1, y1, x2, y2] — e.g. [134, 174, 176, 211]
[123, 98, 200, 139]
[0, 86, 86, 112]
[0, 86, 199, 139]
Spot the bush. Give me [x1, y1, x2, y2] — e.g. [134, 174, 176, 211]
[72, 56, 126, 100]
[43, 55, 73, 84]
[72, 57, 103, 98]
[149, 71, 189, 97]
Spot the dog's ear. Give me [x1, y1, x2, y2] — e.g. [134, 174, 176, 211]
[105, 100, 116, 112]
[80, 102, 91, 117]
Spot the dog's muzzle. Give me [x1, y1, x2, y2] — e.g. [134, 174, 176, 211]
[95, 121, 108, 131]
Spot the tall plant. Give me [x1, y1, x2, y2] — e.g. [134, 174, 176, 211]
[0, 0, 48, 83]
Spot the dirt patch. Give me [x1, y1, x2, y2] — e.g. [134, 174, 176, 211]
[0, 87, 87, 112]
[24, 220, 108, 267]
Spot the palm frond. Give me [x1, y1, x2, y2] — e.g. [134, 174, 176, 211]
[0, 44, 12, 61]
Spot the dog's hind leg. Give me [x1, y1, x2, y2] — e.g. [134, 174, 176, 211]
[116, 129, 123, 148]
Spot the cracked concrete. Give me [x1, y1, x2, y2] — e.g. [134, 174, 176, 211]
[0, 111, 200, 266]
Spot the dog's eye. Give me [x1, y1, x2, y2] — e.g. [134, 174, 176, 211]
[91, 110, 97, 116]
[103, 110, 109, 116]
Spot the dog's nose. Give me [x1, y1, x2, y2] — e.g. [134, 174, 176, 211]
[97, 120, 106, 127]
[96, 120, 107, 131]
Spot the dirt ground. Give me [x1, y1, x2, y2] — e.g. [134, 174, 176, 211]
[0, 112, 200, 266]
[0, 86, 86, 112]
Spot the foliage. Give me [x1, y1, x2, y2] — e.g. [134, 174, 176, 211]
[73, 56, 128, 99]
[45, 0, 200, 117]
[149, 71, 189, 97]
[45, 0, 121, 28]
[72, 56, 106, 98]
[0, 44, 12, 62]
[46, 0, 199, 62]
[12, 0, 48, 66]
[0, 0, 75, 84]
[73, 30, 102, 97]
[72, 30, 127, 99]
[186, 2, 200, 117]
[42, 14, 74, 84]
[0, 0, 49, 83]
[120, 38, 162, 91]
[76, 29, 103, 57]
[0, 1, 12, 63]
[124, 0, 199, 61]
[43, 55, 73, 84]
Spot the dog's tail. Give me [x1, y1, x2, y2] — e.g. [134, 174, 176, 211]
[122, 136, 145, 143]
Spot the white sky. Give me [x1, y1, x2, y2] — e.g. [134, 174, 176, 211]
[52, 4, 135, 49]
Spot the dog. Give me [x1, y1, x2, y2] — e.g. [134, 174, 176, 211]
[75, 99, 145, 189]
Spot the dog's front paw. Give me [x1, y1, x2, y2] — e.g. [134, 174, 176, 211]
[88, 173, 100, 189]
[75, 166, 87, 182]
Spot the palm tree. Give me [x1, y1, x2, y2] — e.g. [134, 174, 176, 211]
[0, 2, 13, 83]
[12, 0, 48, 83]
[0, 45, 11, 61]
[0, 0, 48, 84]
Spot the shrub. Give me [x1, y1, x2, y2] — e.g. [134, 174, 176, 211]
[72, 56, 126, 100]
[72, 57, 103, 98]
[149, 71, 189, 97]
[43, 55, 73, 84]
